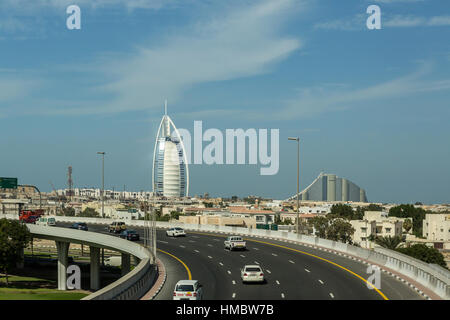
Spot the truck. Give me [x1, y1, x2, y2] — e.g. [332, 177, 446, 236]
[224, 236, 246, 251]
[108, 221, 126, 234]
[19, 210, 44, 222]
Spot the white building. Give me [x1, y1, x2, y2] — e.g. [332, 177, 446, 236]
[350, 211, 404, 248]
[152, 101, 189, 198]
[423, 214, 450, 242]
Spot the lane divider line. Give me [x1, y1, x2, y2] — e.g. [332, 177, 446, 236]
[157, 249, 192, 280]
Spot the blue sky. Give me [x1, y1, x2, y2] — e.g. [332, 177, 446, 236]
[0, 0, 449, 204]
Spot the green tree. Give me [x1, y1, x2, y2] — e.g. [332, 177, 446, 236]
[353, 206, 365, 220]
[0, 219, 32, 286]
[373, 235, 404, 250]
[310, 216, 330, 238]
[366, 204, 383, 211]
[62, 207, 75, 217]
[389, 204, 426, 237]
[79, 207, 99, 218]
[170, 211, 182, 220]
[329, 204, 355, 220]
[397, 244, 447, 269]
[403, 219, 413, 233]
[326, 219, 355, 244]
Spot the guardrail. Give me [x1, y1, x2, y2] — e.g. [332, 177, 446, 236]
[3, 214, 449, 299]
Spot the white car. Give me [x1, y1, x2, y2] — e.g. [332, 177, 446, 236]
[166, 227, 186, 237]
[241, 265, 265, 283]
[224, 236, 246, 251]
[173, 280, 204, 300]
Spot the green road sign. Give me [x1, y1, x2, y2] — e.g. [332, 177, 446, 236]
[0, 177, 18, 189]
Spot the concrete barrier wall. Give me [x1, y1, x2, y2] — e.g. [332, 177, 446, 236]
[3, 214, 448, 299]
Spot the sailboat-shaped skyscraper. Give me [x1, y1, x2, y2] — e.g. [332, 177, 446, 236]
[152, 100, 189, 197]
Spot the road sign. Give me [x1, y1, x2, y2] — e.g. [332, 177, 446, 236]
[0, 177, 18, 189]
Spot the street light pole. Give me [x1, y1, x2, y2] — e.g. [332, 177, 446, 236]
[97, 152, 105, 218]
[288, 137, 300, 234]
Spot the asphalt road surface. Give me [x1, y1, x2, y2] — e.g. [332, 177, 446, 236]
[57, 222, 423, 300]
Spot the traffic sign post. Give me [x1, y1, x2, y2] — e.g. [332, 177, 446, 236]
[0, 177, 18, 189]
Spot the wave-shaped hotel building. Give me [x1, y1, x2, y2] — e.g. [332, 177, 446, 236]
[286, 172, 367, 202]
[152, 101, 189, 198]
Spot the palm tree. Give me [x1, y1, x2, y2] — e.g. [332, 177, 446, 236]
[373, 235, 404, 250]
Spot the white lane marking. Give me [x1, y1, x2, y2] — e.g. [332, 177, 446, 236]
[304, 268, 311, 273]
[319, 280, 324, 285]
[208, 255, 213, 259]
[329, 293, 335, 299]
[240, 254, 246, 258]
[253, 248, 259, 250]
[219, 262, 224, 266]
[276, 280, 280, 285]
[281, 293, 285, 299]
[266, 270, 271, 274]
[213, 239, 220, 242]
[194, 250, 200, 253]
[232, 280, 236, 285]
[189, 240, 196, 243]
[207, 244, 213, 247]
[227, 270, 231, 275]
[272, 253, 278, 257]
[289, 260, 295, 264]
[157, 240, 168, 244]
[254, 261, 260, 265]
[232, 293, 236, 299]
[179, 245, 186, 248]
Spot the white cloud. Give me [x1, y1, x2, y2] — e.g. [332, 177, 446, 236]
[315, 12, 450, 31]
[385, 15, 450, 27]
[269, 62, 450, 120]
[0, 0, 181, 11]
[45, 0, 302, 115]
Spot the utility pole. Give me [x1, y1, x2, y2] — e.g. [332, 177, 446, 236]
[97, 152, 105, 218]
[288, 137, 300, 234]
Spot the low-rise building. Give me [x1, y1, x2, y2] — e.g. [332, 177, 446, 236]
[423, 214, 450, 243]
[350, 211, 404, 248]
[178, 214, 256, 228]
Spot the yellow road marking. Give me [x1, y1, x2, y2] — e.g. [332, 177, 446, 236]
[187, 231, 389, 300]
[157, 249, 192, 280]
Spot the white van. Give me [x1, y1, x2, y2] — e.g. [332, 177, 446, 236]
[104, 256, 121, 267]
[36, 217, 56, 226]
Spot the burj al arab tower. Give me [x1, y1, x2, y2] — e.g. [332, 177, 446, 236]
[152, 100, 189, 198]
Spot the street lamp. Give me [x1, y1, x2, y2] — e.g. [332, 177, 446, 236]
[288, 137, 300, 234]
[97, 152, 105, 218]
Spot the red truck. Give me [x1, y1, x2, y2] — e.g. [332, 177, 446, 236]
[19, 210, 44, 223]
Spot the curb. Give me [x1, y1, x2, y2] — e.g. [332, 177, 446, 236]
[140, 258, 166, 300]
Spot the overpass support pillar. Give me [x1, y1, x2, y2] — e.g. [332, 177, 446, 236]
[90, 247, 101, 291]
[56, 241, 70, 290]
[132, 256, 140, 267]
[121, 253, 131, 276]
[16, 247, 24, 269]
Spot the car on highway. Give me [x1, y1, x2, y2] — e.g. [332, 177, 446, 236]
[166, 227, 186, 237]
[35, 217, 56, 226]
[119, 230, 140, 241]
[173, 280, 204, 300]
[241, 265, 265, 283]
[70, 222, 88, 231]
[224, 236, 246, 251]
[109, 221, 126, 234]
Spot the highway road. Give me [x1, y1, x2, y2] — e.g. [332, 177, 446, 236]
[57, 222, 423, 300]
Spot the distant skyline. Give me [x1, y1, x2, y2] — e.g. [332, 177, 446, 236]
[1, 0, 449, 204]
